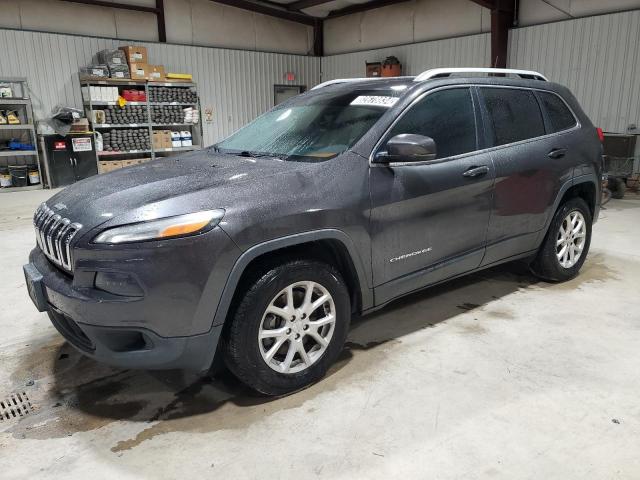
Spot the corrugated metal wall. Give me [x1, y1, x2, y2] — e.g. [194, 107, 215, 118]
[509, 10, 640, 134]
[0, 28, 321, 145]
[321, 33, 491, 80]
[1, 8, 637, 144]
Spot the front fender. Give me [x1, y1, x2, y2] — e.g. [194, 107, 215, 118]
[209, 229, 374, 328]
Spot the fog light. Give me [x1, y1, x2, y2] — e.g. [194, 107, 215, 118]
[94, 271, 144, 297]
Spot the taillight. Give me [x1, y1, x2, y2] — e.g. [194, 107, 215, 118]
[596, 127, 605, 143]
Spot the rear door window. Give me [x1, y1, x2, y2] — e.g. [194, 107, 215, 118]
[538, 91, 577, 133]
[481, 87, 545, 146]
[387, 87, 477, 159]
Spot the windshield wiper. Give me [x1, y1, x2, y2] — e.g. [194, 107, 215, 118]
[238, 151, 270, 157]
[237, 151, 288, 160]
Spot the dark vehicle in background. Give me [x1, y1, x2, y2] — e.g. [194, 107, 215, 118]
[24, 68, 602, 395]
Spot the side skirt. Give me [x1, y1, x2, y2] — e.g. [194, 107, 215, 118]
[364, 248, 538, 317]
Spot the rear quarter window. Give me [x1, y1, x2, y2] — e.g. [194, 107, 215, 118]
[538, 91, 577, 133]
[481, 87, 545, 146]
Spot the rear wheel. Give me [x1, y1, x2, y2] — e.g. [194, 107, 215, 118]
[531, 197, 592, 282]
[223, 259, 351, 396]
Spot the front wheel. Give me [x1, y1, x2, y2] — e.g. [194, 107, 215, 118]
[531, 197, 592, 282]
[222, 259, 351, 396]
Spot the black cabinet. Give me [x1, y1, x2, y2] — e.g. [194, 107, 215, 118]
[42, 134, 98, 188]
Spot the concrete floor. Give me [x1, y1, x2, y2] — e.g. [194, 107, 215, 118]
[1, 188, 639, 479]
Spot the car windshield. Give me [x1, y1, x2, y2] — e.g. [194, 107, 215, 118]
[215, 87, 405, 161]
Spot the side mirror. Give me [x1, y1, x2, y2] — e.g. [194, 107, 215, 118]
[375, 134, 437, 164]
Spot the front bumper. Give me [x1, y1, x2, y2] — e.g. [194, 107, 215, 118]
[23, 227, 239, 372]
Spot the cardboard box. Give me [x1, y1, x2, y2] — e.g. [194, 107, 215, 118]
[148, 65, 166, 81]
[129, 63, 150, 80]
[153, 130, 172, 149]
[70, 118, 90, 133]
[122, 159, 144, 168]
[119, 45, 148, 65]
[152, 131, 163, 149]
[98, 160, 123, 174]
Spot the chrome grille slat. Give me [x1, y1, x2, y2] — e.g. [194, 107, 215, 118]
[46, 214, 62, 260]
[53, 219, 72, 264]
[33, 203, 82, 272]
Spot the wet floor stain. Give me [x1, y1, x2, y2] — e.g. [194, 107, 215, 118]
[456, 319, 488, 336]
[542, 253, 618, 290]
[485, 308, 516, 320]
[457, 302, 481, 311]
[1, 252, 622, 451]
[110, 347, 367, 453]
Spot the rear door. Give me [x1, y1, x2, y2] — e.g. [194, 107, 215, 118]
[370, 86, 496, 305]
[478, 86, 578, 265]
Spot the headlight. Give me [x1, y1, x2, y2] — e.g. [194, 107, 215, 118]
[93, 209, 225, 244]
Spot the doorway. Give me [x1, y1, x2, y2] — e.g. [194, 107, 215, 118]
[274, 85, 306, 105]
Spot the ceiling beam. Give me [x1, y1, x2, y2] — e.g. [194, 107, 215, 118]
[327, 0, 412, 18]
[288, 0, 334, 11]
[59, 0, 158, 14]
[208, 0, 316, 25]
[468, 0, 496, 9]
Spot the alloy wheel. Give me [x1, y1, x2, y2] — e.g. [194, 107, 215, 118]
[258, 281, 336, 374]
[556, 210, 586, 269]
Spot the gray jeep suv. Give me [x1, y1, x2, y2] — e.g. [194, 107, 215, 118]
[24, 68, 602, 395]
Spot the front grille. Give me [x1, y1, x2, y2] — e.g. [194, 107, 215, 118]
[33, 203, 82, 272]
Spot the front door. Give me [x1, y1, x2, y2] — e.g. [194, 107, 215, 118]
[370, 87, 495, 305]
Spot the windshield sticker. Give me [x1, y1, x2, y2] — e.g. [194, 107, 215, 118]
[350, 96, 399, 108]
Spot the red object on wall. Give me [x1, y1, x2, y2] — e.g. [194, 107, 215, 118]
[285, 72, 295, 82]
[381, 64, 402, 77]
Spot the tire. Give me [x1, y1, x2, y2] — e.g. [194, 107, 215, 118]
[531, 197, 592, 282]
[609, 177, 626, 199]
[222, 259, 351, 396]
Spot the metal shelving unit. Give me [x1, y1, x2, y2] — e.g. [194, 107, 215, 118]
[81, 78, 203, 172]
[0, 78, 43, 190]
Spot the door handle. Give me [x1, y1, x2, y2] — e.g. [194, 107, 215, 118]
[548, 148, 567, 159]
[463, 165, 489, 178]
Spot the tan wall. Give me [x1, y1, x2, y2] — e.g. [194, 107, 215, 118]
[518, 0, 640, 26]
[323, 0, 640, 55]
[0, 0, 314, 55]
[324, 0, 491, 55]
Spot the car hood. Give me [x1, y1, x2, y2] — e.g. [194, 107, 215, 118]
[45, 150, 315, 234]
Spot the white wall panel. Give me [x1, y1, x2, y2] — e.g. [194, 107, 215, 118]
[0, 0, 312, 55]
[321, 32, 491, 80]
[0, 29, 321, 146]
[509, 10, 640, 133]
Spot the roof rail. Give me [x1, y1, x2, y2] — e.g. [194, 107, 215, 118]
[311, 76, 413, 90]
[414, 67, 548, 82]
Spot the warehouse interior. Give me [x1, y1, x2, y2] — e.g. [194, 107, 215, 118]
[1, 0, 640, 478]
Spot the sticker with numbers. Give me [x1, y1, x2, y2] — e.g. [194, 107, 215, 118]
[350, 95, 399, 107]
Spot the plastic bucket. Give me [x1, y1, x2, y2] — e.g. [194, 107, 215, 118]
[28, 167, 40, 185]
[8, 165, 28, 187]
[0, 167, 11, 187]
